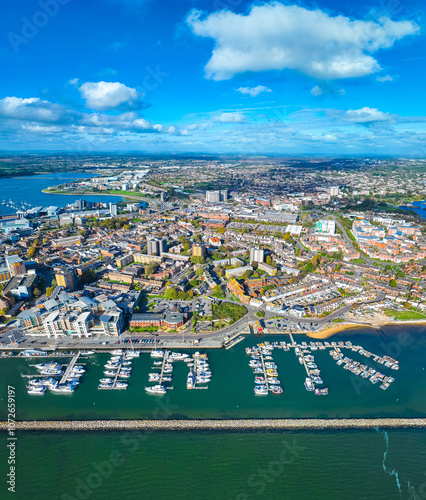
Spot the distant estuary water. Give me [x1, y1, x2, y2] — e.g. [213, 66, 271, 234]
[0, 172, 123, 214]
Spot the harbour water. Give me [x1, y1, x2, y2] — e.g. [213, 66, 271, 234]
[0, 173, 122, 215]
[1, 429, 425, 499]
[2, 325, 426, 421]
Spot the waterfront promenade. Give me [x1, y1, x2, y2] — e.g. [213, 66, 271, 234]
[2, 418, 426, 431]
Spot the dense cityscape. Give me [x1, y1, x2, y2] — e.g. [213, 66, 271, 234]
[1, 156, 426, 348]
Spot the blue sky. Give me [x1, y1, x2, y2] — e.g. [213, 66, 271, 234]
[1, 0, 425, 155]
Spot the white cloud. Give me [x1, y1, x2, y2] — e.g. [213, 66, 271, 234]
[377, 74, 394, 82]
[68, 78, 79, 86]
[78, 81, 140, 110]
[311, 86, 324, 97]
[237, 85, 272, 97]
[187, 4, 419, 80]
[214, 112, 246, 123]
[311, 85, 345, 97]
[345, 107, 393, 123]
[0, 97, 70, 123]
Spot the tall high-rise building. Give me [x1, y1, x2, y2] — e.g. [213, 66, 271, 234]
[147, 238, 168, 256]
[147, 239, 160, 256]
[220, 189, 228, 201]
[206, 191, 220, 203]
[192, 244, 206, 257]
[329, 186, 339, 196]
[206, 190, 228, 203]
[55, 266, 78, 292]
[249, 247, 265, 264]
[5, 255, 26, 276]
[109, 203, 118, 216]
[160, 238, 168, 253]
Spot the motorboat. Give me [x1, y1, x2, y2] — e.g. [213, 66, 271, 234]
[51, 383, 77, 393]
[150, 351, 165, 358]
[28, 385, 47, 395]
[169, 352, 189, 360]
[145, 385, 167, 394]
[254, 385, 268, 395]
[187, 371, 195, 389]
[304, 377, 314, 391]
[315, 387, 329, 396]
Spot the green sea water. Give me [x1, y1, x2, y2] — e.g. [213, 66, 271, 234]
[1, 326, 426, 499]
[1, 325, 426, 420]
[1, 430, 426, 500]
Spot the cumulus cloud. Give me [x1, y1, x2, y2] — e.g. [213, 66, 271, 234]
[345, 107, 393, 124]
[78, 81, 140, 110]
[0, 97, 72, 123]
[187, 3, 419, 80]
[0, 94, 184, 140]
[377, 74, 394, 82]
[214, 112, 246, 123]
[236, 85, 272, 97]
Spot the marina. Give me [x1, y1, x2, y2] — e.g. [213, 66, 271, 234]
[0, 328, 422, 422]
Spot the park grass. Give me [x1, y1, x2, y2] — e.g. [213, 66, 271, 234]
[384, 310, 426, 320]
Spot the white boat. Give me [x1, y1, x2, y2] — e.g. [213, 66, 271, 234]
[98, 383, 113, 389]
[169, 352, 189, 360]
[51, 383, 77, 393]
[119, 373, 130, 378]
[267, 378, 281, 385]
[271, 386, 283, 394]
[115, 382, 128, 389]
[145, 385, 167, 394]
[39, 368, 63, 376]
[110, 349, 124, 355]
[187, 371, 195, 389]
[35, 362, 60, 371]
[149, 373, 160, 381]
[150, 350, 165, 358]
[153, 361, 163, 366]
[28, 386, 47, 395]
[254, 385, 268, 395]
[100, 378, 112, 384]
[104, 370, 117, 376]
[81, 350, 95, 355]
[72, 366, 85, 374]
[126, 351, 140, 358]
[304, 377, 314, 391]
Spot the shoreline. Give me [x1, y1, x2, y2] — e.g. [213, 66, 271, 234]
[2, 418, 426, 431]
[306, 324, 373, 339]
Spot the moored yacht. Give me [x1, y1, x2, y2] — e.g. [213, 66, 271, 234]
[145, 385, 167, 394]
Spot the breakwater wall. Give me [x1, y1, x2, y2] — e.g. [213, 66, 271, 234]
[2, 419, 426, 431]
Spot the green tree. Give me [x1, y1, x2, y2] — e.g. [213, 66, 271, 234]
[79, 268, 97, 285]
[389, 279, 397, 288]
[190, 256, 205, 265]
[195, 267, 204, 276]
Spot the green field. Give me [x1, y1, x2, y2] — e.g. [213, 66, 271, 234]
[384, 310, 426, 320]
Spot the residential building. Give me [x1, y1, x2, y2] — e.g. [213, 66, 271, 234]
[249, 247, 265, 264]
[55, 266, 78, 292]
